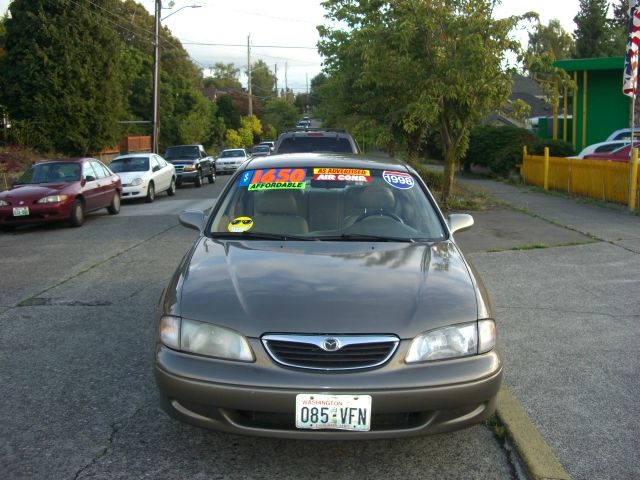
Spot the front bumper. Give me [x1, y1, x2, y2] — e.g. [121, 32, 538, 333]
[176, 171, 200, 182]
[215, 162, 241, 173]
[155, 340, 503, 439]
[0, 201, 73, 225]
[121, 184, 148, 199]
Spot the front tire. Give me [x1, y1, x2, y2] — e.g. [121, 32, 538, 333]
[69, 199, 85, 227]
[194, 171, 203, 188]
[145, 182, 155, 203]
[107, 191, 121, 214]
[167, 177, 176, 196]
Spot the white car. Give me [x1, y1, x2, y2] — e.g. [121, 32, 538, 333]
[215, 149, 250, 174]
[605, 128, 640, 142]
[109, 153, 176, 202]
[571, 140, 631, 159]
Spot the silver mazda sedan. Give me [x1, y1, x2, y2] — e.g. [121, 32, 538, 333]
[155, 153, 502, 439]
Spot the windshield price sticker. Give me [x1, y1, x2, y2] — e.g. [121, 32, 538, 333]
[238, 168, 307, 190]
[382, 170, 415, 189]
[12, 207, 29, 217]
[313, 168, 371, 182]
[295, 394, 372, 431]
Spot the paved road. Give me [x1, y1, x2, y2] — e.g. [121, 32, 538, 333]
[0, 175, 516, 479]
[456, 178, 640, 480]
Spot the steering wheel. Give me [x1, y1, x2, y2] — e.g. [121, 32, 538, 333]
[353, 209, 404, 224]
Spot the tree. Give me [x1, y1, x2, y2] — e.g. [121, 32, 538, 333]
[527, 19, 575, 62]
[262, 97, 298, 134]
[205, 62, 242, 90]
[319, 0, 529, 201]
[610, 0, 631, 55]
[0, 0, 125, 154]
[216, 95, 241, 130]
[250, 60, 276, 101]
[573, 0, 613, 58]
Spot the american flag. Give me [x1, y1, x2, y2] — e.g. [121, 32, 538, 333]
[623, 0, 640, 97]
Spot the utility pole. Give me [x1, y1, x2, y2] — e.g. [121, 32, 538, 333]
[274, 63, 278, 98]
[152, 0, 161, 153]
[285, 61, 288, 102]
[247, 35, 252, 116]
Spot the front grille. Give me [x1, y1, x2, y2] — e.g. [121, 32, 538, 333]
[262, 334, 399, 371]
[173, 165, 184, 173]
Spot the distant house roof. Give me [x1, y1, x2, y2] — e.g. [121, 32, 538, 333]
[512, 75, 545, 98]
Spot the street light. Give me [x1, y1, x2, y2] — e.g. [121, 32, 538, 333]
[152, 2, 202, 153]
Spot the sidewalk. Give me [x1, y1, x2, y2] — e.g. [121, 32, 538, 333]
[454, 176, 640, 480]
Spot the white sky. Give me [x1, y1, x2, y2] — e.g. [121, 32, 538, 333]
[0, 0, 584, 91]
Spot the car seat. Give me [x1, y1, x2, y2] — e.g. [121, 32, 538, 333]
[253, 190, 309, 234]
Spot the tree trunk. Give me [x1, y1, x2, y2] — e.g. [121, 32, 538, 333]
[442, 147, 456, 203]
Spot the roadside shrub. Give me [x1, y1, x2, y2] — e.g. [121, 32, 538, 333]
[463, 125, 575, 176]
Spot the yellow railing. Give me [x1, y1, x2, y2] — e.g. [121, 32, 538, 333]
[520, 146, 640, 210]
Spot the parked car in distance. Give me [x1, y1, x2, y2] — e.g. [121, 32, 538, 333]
[155, 153, 501, 439]
[0, 158, 121, 228]
[251, 145, 271, 157]
[605, 127, 640, 141]
[164, 144, 215, 188]
[571, 140, 631, 159]
[583, 142, 639, 161]
[273, 129, 360, 154]
[215, 148, 250, 174]
[259, 140, 275, 152]
[296, 120, 311, 129]
[109, 153, 176, 203]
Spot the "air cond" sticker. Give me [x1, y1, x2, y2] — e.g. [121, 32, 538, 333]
[382, 170, 415, 189]
[313, 168, 371, 182]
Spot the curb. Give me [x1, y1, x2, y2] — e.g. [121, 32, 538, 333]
[496, 385, 572, 480]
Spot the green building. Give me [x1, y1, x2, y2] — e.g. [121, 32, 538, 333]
[554, 57, 632, 151]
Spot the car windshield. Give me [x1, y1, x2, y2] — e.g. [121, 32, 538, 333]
[221, 150, 245, 158]
[253, 146, 270, 153]
[109, 157, 149, 173]
[209, 166, 446, 241]
[17, 162, 81, 184]
[164, 146, 198, 160]
[276, 137, 353, 154]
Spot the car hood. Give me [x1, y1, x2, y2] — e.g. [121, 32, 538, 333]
[116, 171, 149, 183]
[172, 239, 481, 339]
[1, 183, 71, 201]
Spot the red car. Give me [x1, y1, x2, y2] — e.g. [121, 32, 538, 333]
[0, 158, 122, 228]
[583, 143, 640, 162]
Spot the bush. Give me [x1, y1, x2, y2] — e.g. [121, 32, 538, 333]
[463, 125, 574, 176]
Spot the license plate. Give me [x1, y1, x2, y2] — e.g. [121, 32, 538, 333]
[12, 206, 29, 216]
[295, 394, 372, 431]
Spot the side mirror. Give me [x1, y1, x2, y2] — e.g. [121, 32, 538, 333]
[84, 175, 96, 182]
[152, 165, 160, 172]
[179, 209, 206, 232]
[447, 213, 474, 234]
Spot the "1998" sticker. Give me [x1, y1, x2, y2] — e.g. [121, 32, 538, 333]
[382, 170, 415, 189]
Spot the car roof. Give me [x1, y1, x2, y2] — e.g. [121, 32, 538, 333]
[222, 148, 246, 152]
[36, 157, 95, 165]
[113, 153, 152, 158]
[241, 153, 410, 172]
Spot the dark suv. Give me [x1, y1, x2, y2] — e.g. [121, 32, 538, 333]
[164, 144, 215, 188]
[273, 129, 360, 154]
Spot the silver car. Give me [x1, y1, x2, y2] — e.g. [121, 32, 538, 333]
[215, 148, 250, 174]
[155, 153, 502, 439]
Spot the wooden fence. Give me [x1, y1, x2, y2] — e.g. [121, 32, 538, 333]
[520, 146, 639, 210]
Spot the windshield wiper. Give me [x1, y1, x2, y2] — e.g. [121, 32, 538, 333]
[315, 233, 416, 242]
[211, 231, 315, 241]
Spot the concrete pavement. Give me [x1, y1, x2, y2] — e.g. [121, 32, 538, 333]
[454, 177, 640, 480]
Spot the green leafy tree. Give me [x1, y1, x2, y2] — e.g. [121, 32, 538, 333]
[250, 60, 276, 101]
[216, 95, 241, 130]
[573, 0, 614, 58]
[319, 0, 530, 201]
[263, 97, 298, 134]
[527, 19, 575, 61]
[0, 0, 125, 154]
[205, 62, 242, 90]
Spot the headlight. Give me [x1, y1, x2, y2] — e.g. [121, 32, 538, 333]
[405, 319, 496, 363]
[37, 194, 69, 204]
[159, 316, 254, 362]
[131, 177, 143, 186]
[183, 165, 196, 172]
[0, 199, 8, 206]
